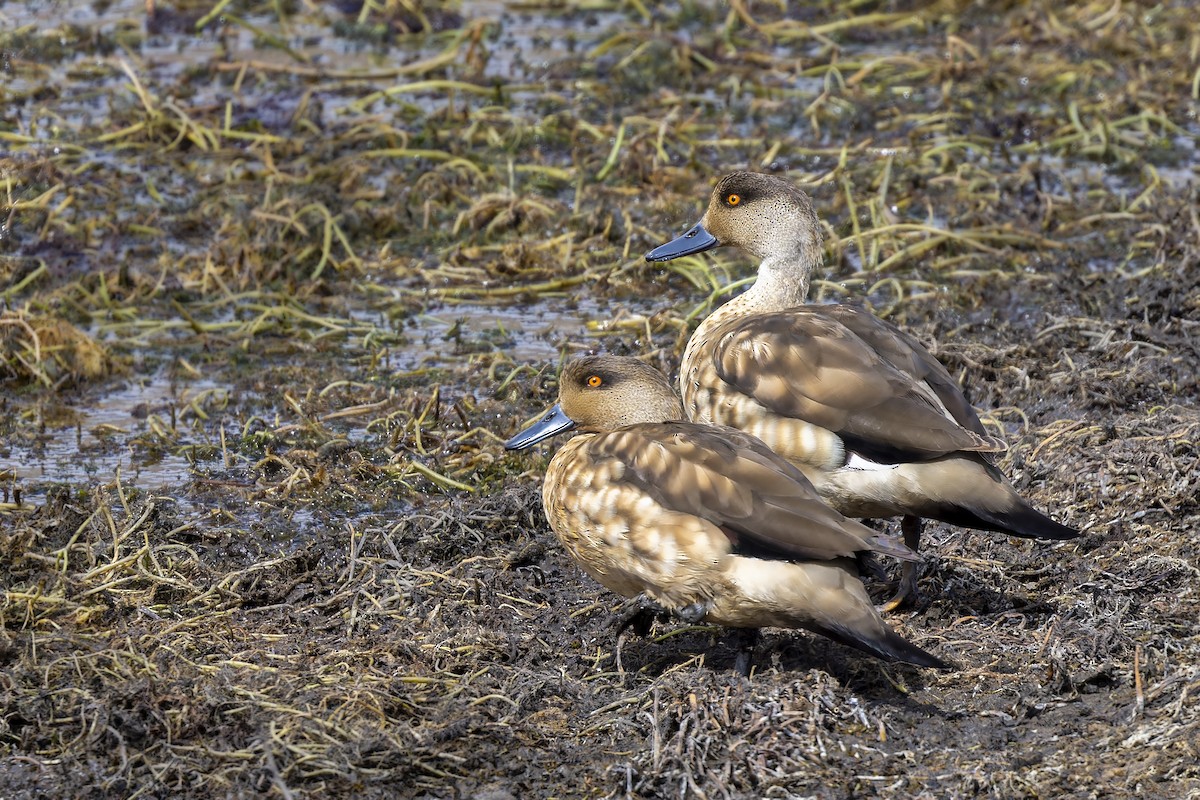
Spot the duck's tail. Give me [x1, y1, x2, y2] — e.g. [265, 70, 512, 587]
[900, 454, 1081, 541]
[954, 499, 1080, 540]
[813, 619, 955, 670]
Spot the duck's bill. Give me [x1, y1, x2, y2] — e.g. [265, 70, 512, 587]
[645, 221, 718, 262]
[504, 404, 577, 450]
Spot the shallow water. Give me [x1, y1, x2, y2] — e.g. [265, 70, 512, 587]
[2, 6, 1198, 798]
[4, 1, 1196, 494]
[8, 373, 226, 492]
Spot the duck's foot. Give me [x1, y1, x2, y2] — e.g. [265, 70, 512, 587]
[880, 516, 924, 612]
[615, 595, 673, 674]
[879, 561, 922, 612]
[732, 628, 761, 678]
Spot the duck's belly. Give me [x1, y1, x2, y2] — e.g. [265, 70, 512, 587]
[798, 459, 910, 519]
[703, 556, 870, 631]
[799, 454, 1006, 521]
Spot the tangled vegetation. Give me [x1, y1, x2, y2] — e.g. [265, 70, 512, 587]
[1, 0, 1197, 797]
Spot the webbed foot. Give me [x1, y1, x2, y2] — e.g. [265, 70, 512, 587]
[879, 561, 922, 612]
[616, 594, 669, 638]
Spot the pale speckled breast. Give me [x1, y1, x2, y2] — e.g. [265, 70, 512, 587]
[681, 313, 846, 472]
[541, 434, 733, 612]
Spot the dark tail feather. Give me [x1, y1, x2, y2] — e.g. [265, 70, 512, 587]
[814, 622, 955, 670]
[937, 500, 1079, 541]
[978, 501, 1079, 540]
[856, 551, 888, 581]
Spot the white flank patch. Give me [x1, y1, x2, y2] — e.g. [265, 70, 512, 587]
[846, 453, 900, 472]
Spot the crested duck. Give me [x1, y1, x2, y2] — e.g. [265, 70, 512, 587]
[646, 172, 1079, 610]
[505, 355, 949, 669]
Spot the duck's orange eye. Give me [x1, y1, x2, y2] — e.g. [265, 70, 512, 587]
[727, 193, 741, 206]
[587, 375, 603, 388]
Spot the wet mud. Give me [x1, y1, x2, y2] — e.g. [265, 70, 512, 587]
[1, 1, 1198, 798]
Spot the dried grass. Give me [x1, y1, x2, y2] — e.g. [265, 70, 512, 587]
[2, 0, 1198, 798]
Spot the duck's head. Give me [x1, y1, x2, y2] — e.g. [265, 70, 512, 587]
[504, 356, 684, 450]
[645, 172, 823, 266]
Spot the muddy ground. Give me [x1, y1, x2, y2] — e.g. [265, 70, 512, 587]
[1, 1, 1198, 798]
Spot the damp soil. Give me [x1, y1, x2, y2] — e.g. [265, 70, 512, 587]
[2, 1, 1198, 798]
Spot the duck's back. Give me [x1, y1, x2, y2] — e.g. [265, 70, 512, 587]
[539, 420, 920, 608]
[818, 304, 986, 436]
[681, 303, 1004, 471]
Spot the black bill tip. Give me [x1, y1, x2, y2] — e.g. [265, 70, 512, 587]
[645, 222, 719, 262]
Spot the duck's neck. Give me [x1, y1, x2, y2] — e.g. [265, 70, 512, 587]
[681, 253, 816, 390]
[713, 254, 813, 323]
[749, 254, 812, 309]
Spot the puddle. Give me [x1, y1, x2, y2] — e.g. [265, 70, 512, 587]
[6, 373, 228, 498]
[1, 290, 656, 504]
[1, 0, 638, 135]
[4, 0, 1196, 508]
[392, 293, 665, 369]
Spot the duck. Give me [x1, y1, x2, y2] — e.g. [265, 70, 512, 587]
[504, 354, 950, 670]
[645, 171, 1079, 610]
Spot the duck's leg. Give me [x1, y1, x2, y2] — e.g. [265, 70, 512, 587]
[616, 594, 667, 638]
[880, 515, 924, 612]
[731, 628, 761, 678]
[856, 551, 887, 581]
[615, 595, 669, 674]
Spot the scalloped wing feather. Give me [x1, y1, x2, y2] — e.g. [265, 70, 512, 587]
[708, 312, 1004, 461]
[588, 423, 918, 563]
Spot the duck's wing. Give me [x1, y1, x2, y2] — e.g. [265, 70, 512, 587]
[589, 422, 918, 564]
[708, 311, 1004, 462]
[819, 304, 988, 436]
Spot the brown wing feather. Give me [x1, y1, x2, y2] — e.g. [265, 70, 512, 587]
[820, 304, 990, 437]
[709, 311, 1003, 461]
[589, 422, 918, 563]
